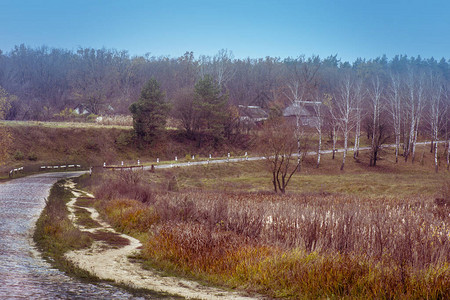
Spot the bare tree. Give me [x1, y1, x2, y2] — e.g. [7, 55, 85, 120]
[387, 72, 402, 163]
[427, 74, 445, 172]
[312, 92, 329, 167]
[353, 79, 365, 158]
[445, 88, 450, 170]
[172, 87, 196, 137]
[368, 76, 384, 166]
[213, 49, 235, 91]
[333, 74, 355, 170]
[283, 57, 320, 169]
[404, 69, 425, 163]
[259, 118, 300, 194]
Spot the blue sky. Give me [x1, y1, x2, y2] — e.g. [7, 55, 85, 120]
[1, 0, 449, 62]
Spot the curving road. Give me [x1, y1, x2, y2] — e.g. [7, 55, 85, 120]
[0, 172, 156, 299]
[145, 141, 441, 170]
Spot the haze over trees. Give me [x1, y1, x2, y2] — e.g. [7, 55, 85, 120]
[0, 44, 450, 172]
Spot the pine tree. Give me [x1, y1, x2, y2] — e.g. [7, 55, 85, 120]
[129, 78, 170, 144]
[193, 75, 228, 146]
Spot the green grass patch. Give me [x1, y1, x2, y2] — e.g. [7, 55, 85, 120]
[33, 180, 96, 280]
[87, 230, 130, 249]
[74, 207, 102, 228]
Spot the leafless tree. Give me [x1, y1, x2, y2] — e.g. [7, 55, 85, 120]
[258, 118, 300, 194]
[368, 76, 384, 166]
[427, 74, 445, 172]
[333, 74, 355, 170]
[352, 79, 365, 158]
[404, 69, 425, 163]
[312, 92, 329, 167]
[172, 87, 197, 136]
[283, 57, 320, 169]
[387, 72, 402, 163]
[198, 49, 235, 93]
[213, 49, 235, 91]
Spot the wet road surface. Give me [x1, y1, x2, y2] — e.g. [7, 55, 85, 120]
[0, 172, 164, 299]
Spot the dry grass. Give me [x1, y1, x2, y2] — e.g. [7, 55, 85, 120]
[95, 115, 133, 126]
[84, 147, 450, 299]
[33, 181, 95, 279]
[74, 207, 102, 228]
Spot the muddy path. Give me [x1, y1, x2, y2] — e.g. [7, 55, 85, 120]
[64, 180, 261, 300]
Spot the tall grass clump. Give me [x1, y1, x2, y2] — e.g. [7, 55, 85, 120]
[91, 168, 450, 298]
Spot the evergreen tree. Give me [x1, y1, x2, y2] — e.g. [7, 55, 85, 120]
[193, 75, 229, 145]
[129, 78, 170, 144]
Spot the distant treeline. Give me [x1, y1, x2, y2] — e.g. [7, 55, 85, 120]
[1, 44, 450, 121]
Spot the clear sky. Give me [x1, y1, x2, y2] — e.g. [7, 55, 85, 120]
[1, 0, 449, 62]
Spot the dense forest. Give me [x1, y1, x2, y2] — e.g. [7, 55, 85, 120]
[0, 44, 449, 118]
[0, 45, 449, 168]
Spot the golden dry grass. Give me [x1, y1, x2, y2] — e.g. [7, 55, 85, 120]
[81, 143, 450, 299]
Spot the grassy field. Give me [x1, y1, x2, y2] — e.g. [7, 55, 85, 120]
[0, 121, 251, 177]
[0, 120, 132, 129]
[73, 142, 450, 299]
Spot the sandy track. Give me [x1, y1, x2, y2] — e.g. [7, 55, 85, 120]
[64, 181, 260, 300]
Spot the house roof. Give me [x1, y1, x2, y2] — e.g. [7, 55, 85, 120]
[283, 103, 311, 117]
[238, 105, 269, 121]
[282, 101, 320, 117]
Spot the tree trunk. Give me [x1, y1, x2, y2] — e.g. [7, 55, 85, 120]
[316, 130, 322, 168]
[434, 139, 438, 173]
[332, 126, 337, 160]
[353, 121, 360, 159]
[395, 133, 400, 163]
[412, 121, 419, 163]
[272, 171, 277, 193]
[341, 124, 348, 171]
[373, 148, 378, 166]
[447, 141, 450, 170]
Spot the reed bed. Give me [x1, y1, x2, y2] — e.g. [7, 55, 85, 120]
[91, 170, 450, 299]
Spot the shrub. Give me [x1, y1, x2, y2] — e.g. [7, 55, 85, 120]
[28, 152, 38, 161]
[95, 171, 155, 203]
[115, 130, 134, 148]
[102, 198, 159, 233]
[13, 150, 24, 160]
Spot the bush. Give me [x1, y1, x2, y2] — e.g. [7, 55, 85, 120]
[115, 130, 134, 148]
[28, 152, 38, 161]
[102, 198, 159, 234]
[95, 171, 154, 203]
[13, 150, 24, 160]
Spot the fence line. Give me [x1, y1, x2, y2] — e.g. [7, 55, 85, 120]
[9, 167, 24, 178]
[103, 165, 144, 171]
[39, 164, 82, 170]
